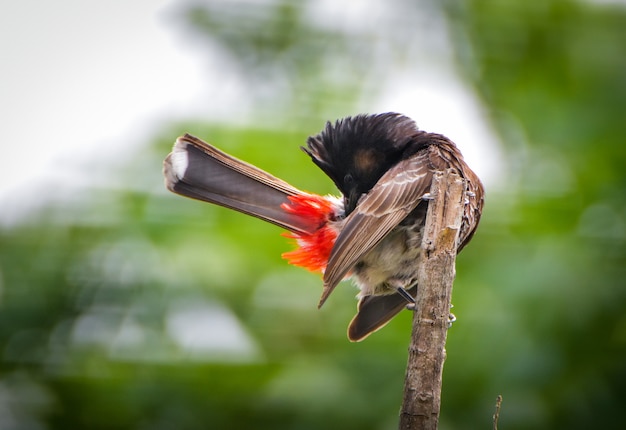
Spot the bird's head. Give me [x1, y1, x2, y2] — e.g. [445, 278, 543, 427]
[303, 113, 423, 214]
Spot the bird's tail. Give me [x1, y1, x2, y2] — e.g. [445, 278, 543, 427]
[347, 285, 418, 341]
[163, 134, 320, 235]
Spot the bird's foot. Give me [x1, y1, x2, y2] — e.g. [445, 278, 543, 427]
[448, 311, 456, 327]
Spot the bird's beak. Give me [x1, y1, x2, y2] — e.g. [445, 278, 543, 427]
[345, 189, 363, 215]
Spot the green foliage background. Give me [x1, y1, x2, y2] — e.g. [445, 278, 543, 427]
[1, 1, 625, 429]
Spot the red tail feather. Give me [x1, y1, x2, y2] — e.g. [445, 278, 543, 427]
[281, 194, 338, 273]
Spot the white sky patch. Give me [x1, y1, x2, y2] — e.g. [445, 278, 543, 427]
[376, 71, 504, 186]
[0, 1, 208, 205]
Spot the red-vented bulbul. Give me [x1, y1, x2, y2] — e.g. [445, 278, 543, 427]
[163, 113, 484, 341]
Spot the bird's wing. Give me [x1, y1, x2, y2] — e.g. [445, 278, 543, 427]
[318, 150, 434, 307]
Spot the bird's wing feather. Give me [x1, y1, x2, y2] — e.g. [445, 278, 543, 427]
[318, 150, 433, 307]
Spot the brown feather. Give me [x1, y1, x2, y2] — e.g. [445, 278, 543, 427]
[164, 134, 318, 235]
[347, 285, 418, 341]
[344, 138, 485, 340]
[318, 151, 433, 307]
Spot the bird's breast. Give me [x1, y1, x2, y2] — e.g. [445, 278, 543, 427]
[351, 223, 424, 297]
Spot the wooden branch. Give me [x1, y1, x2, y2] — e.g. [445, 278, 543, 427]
[399, 169, 466, 430]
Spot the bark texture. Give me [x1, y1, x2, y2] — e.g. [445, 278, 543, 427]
[399, 169, 466, 430]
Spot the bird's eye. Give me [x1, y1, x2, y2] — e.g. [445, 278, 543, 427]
[344, 174, 354, 185]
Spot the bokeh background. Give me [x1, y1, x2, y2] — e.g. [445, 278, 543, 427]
[1, 0, 625, 429]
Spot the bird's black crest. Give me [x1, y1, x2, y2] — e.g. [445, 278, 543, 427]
[304, 113, 422, 211]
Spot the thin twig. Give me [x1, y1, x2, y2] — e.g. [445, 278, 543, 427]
[398, 170, 466, 430]
[493, 395, 503, 430]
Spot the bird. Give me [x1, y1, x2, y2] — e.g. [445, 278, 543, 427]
[163, 113, 484, 341]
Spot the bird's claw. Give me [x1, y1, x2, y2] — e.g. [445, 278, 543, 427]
[448, 312, 456, 327]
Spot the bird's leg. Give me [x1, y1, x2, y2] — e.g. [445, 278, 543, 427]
[395, 285, 456, 323]
[388, 279, 417, 310]
[396, 286, 416, 306]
